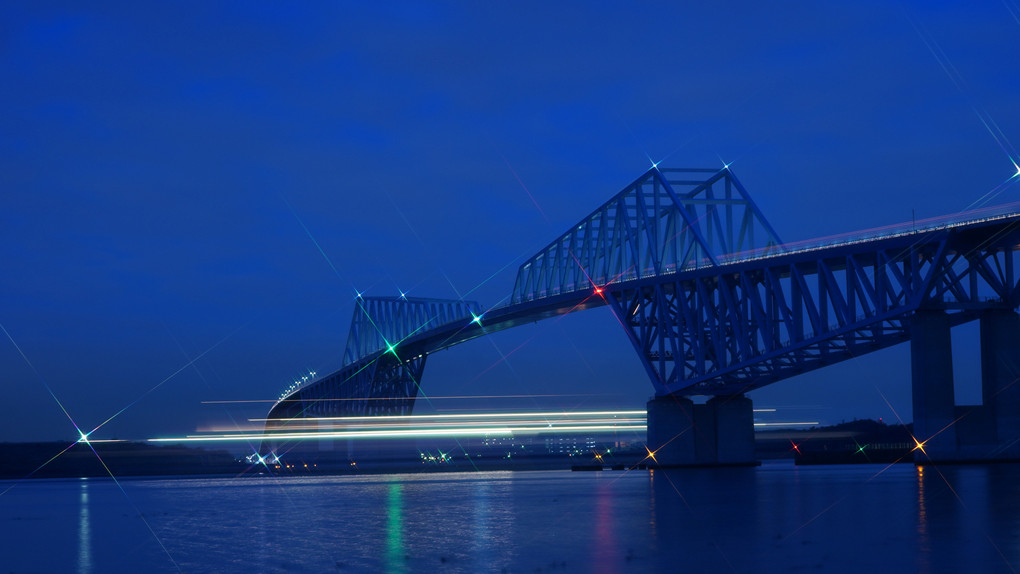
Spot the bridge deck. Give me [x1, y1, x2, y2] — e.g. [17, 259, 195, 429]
[271, 199, 1020, 415]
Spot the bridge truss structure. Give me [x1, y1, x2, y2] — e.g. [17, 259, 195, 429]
[267, 166, 1020, 423]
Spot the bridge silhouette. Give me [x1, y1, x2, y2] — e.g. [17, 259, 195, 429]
[266, 166, 1020, 465]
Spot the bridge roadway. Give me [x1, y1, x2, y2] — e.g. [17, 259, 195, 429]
[442, 207, 1015, 365]
[266, 166, 1020, 465]
[278, 201, 1020, 401]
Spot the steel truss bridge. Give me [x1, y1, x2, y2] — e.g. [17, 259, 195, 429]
[267, 166, 1020, 422]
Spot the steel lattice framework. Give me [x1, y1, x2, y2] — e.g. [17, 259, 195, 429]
[267, 166, 1020, 424]
[605, 225, 1020, 396]
[343, 296, 481, 366]
[512, 168, 783, 304]
[272, 297, 479, 419]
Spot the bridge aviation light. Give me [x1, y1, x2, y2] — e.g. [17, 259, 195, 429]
[470, 312, 484, 326]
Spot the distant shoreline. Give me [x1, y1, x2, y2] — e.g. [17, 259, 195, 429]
[2, 419, 914, 480]
[0, 440, 654, 480]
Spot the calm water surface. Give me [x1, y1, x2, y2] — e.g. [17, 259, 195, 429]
[2, 461, 1020, 573]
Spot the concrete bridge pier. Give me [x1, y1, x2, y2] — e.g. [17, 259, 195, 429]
[646, 394, 756, 467]
[911, 309, 1020, 463]
[980, 309, 1020, 459]
[910, 310, 959, 461]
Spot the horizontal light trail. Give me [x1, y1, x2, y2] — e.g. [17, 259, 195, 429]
[149, 424, 647, 443]
[202, 418, 647, 433]
[257, 419, 647, 432]
[248, 410, 646, 423]
[157, 407, 818, 443]
[220, 418, 644, 432]
[203, 394, 603, 404]
[223, 423, 645, 438]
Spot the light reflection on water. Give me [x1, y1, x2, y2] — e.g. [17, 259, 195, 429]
[592, 479, 619, 573]
[1, 462, 1020, 572]
[78, 480, 91, 574]
[385, 482, 405, 574]
[917, 465, 930, 573]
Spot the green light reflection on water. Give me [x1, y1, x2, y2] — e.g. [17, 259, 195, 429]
[386, 482, 406, 574]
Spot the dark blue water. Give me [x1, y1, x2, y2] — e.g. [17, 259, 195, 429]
[2, 461, 1019, 573]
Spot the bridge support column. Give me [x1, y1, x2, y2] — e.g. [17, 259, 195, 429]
[646, 394, 756, 467]
[710, 395, 756, 464]
[981, 309, 1020, 459]
[911, 311, 958, 461]
[646, 397, 697, 466]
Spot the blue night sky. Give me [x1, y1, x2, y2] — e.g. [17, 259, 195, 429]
[3, 2, 1020, 442]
